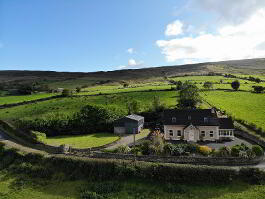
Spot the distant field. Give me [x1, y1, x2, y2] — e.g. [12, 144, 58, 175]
[38, 133, 119, 148]
[0, 91, 177, 122]
[0, 93, 57, 106]
[202, 91, 265, 131]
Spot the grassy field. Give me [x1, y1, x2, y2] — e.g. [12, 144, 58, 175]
[0, 93, 58, 106]
[38, 133, 119, 148]
[0, 91, 177, 122]
[0, 170, 265, 199]
[202, 90, 265, 131]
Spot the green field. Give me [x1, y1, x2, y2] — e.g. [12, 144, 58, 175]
[1, 170, 265, 199]
[0, 91, 177, 122]
[38, 133, 119, 148]
[202, 90, 265, 131]
[0, 93, 57, 106]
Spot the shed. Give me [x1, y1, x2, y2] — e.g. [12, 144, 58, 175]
[114, 114, 144, 134]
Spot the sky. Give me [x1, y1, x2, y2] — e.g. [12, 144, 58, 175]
[1, 0, 265, 72]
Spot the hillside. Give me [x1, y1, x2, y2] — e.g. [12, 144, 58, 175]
[1, 58, 265, 89]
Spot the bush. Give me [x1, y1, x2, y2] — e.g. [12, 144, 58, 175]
[252, 145, 264, 157]
[239, 168, 265, 184]
[115, 145, 131, 154]
[215, 146, 231, 157]
[199, 146, 212, 156]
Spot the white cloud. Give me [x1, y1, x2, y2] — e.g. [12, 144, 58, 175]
[157, 9, 265, 63]
[117, 59, 144, 70]
[194, 0, 265, 25]
[165, 20, 183, 36]
[127, 48, 135, 54]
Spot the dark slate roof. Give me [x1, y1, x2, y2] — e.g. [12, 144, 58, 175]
[219, 118, 234, 129]
[163, 109, 219, 126]
[126, 114, 144, 121]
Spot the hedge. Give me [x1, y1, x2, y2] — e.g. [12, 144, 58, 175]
[1, 144, 265, 185]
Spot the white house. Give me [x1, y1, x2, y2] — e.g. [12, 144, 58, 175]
[163, 108, 234, 142]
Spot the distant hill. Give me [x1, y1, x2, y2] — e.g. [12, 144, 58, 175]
[1, 58, 265, 89]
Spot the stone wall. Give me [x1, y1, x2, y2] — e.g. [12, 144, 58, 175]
[87, 151, 263, 166]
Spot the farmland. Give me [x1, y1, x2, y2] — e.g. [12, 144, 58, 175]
[0, 93, 58, 106]
[0, 91, 178, 122]
[202, 90, 265, 131]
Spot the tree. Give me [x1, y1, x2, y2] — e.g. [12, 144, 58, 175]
[123, 82, 129, 88]
[252, 86, 265, 93]
[76, 87, 81, 93]
[151, 96, 165, 112]
[176, 81, 183, 90]
[61, 89, 72, 97]
[231, 80, 240, 91]
[17, 84, 33, 95]
[203, 81, 213, 90]
[127, 100, 140, 114]
[178, 82, 201, 109]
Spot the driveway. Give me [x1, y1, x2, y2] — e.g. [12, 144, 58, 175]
[203, 136, 253, 150]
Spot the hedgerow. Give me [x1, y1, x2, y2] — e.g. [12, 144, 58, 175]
[1, 145, 265, 185]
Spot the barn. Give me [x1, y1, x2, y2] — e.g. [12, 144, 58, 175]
[114, 114, 144, 134]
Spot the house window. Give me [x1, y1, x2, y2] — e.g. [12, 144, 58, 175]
[177, 130, 181, 136]
[169, 130, 173, 136]
[204, 117, 208, 123]
[201, 131, 205, 137]
[188, 115, 191, 120]
[230, 131, 233, 136]
[172, 117, 176, 123]
[210, 131, 214, 137]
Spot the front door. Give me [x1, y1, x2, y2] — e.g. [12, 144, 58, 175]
[189, 130, 195, 141]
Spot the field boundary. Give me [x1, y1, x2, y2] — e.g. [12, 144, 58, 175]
[67, 151, 263, 166]
[0, 95, 63, 109]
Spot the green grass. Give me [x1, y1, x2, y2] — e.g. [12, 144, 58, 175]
[0, 93, 57, 106]
[0, 91, 177, 122]
[38, 133, 119, 148]
[202, 90, 265, 131]
[1, 170, 265, 199]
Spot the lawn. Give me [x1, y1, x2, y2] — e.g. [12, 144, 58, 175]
[38, 133, 119, 148]
[0, 93, 57, 106]
[202, 90, 265, 131]
[0, 91, 178, 122]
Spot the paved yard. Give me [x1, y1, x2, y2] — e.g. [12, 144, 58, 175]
[203, 136, 253, 150]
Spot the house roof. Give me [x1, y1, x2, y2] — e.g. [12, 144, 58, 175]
[219, 118, 234, 129]
[163, 109, 234, 129]
[125, 114, 144, 121]
[163, 109, 219, 126]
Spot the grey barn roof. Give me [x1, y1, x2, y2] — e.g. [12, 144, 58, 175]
[125, 114, 144, 121]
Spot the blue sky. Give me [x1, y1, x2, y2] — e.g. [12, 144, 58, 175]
[1, 0, 265, 72]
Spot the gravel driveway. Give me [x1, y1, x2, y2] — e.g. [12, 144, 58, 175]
[203, 136, 253, 150]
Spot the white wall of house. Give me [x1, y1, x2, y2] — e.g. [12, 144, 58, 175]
[164, 125, 220, 142]
[164, 125, 185, 140]
[197, 126, 219, 141]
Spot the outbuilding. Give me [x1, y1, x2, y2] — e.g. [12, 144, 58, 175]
[114, 114, 144, 134]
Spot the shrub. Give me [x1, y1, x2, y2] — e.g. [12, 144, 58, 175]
[199, 146, 212, 156]
[163, 143, 174, 155]
[252, 145, 264, 157]
[116, 145, 131, 154]
[215, 146, 231, 157]
[239, 168, 265, 184]
[231, 80, 240, 91]
[88, 181, 122, 194]
[140, 140, 152, 155]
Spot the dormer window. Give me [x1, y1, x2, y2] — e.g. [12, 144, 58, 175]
[211, 108, 215, 114]
[188, 116, 191, 120]
[204, 117, 208, 123]
[172, 117, 176, 123]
